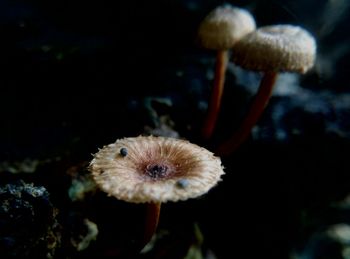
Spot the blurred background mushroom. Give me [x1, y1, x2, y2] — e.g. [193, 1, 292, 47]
[197, 4, 256, 140]
[216, 24, 316, 155]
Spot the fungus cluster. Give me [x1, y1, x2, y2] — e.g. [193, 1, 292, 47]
[87, 4, 317, 254]
[198, 4, 317, 154]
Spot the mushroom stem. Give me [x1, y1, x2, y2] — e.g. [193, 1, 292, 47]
[216, 71, 278, 155]
[141, 202, 161, 250]
[202, 50, 228, 139]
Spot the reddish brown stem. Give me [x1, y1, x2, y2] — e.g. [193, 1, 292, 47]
[140, 202, 161, 250]
[202, 50, 228, 139]
[216, 71, 278, 156]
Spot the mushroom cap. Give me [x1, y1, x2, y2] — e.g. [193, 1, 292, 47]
[232, 24, 317, 73]
[197, 5, 256, 50]
[89, 136, 224, 203]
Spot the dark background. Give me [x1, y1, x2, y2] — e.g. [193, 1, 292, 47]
[0, 0, 350, 258]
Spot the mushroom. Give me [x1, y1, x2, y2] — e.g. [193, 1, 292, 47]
[197, 4, 256, 139]
[89, 135, 224, 251]
[216, 24, 317, 155]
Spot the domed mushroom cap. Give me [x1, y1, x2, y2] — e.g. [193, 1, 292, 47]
[232, 24, 316, 73]
[89, 136, 224, 203]
[197, 5, 256, 50]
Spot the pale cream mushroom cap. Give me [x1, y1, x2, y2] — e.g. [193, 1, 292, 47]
[197, 5, 256, 50]
[232, 24, 317, 73]
[89, 136, 224, 203]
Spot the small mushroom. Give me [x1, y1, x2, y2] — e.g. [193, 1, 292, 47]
[89, 136, 224, 251]
[197, 4, 256, 139]
[216, 24, 316, 155]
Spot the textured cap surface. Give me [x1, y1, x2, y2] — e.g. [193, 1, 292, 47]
[89, 136, 224, 203]
[198, 5, 256, 50]
[232, 24, 316, 73]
